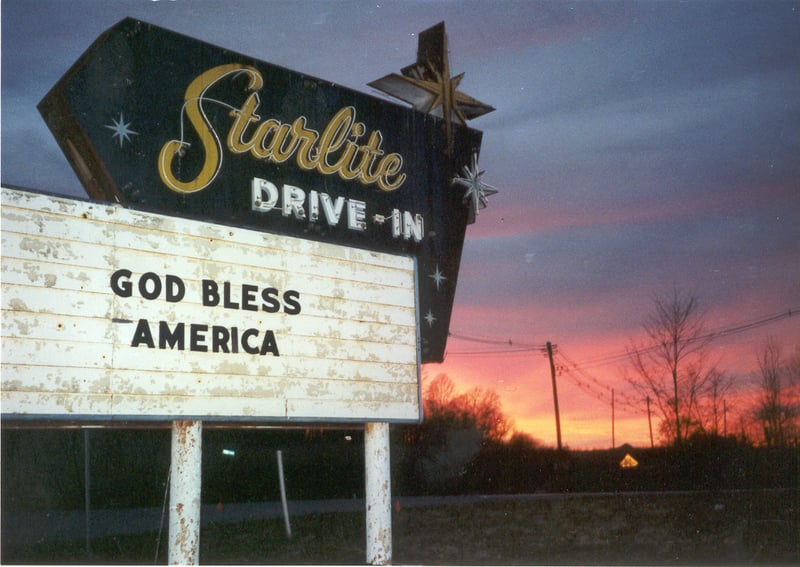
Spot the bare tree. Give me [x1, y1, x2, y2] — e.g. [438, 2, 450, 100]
[626, 289, 715, 445]
[701, 367, 735, 436]
[424, 373, 457, 415]
[753, 338, 799, 447]
[405, 373, 512, 489]
[422, 374, 512, 442]
[452, 387, 514, 442]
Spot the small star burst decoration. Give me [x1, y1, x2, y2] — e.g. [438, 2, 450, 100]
[424, 309, 437, 327]
[104, 112, 138, 148]
[452, 152, 498, 223]
[428, 264, 447, 291]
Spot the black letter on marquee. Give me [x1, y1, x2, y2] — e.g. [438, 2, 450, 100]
[190, 324, 208, 352]
[283, 290, 302, 315]
[261, 287, 281, 313]
[223, 281, 240, 309]
[166, 275, 186, 303]
[230, 327, 239, 353]
[242, 284, 259, 311]
[202, 280, 220, 306]
[139, 272, 162, 300]
[261, 330, 280, 356]
[110, 269, 133, 297]
[131, 319, 155, 348]
[241, 328, 260, 354]
[212, 326, 231, 353]
[159, 321, 185, 350]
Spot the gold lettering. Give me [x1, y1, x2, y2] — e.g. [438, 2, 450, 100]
[356, 131, 388, 186]
[291, 118, 320, 169]
[375, 152, 406, 191]
[254, 119, 284, 160]
[316, 107, 356, 175]
[227, 93, 262, 156]
[160, 66, 406, 194]
[267, 117, 305, 164]
[159, 64, 262, 193]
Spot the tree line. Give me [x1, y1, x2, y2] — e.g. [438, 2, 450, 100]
[625, 289, 799, 447]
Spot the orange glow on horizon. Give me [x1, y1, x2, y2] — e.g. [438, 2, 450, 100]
[424, 307, 799, 450]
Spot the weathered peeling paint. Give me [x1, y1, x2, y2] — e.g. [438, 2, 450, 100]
[1, 186, 421, 423]
[168, 420, 202, 565]
[7, 298, 30, 312]
[365, 422, 392, 565]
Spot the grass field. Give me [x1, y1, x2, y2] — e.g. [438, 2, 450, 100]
[3, 490, 797, 565]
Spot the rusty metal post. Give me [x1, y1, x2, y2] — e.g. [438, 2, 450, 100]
[83, 428, 91, 555]
[365, 422, 391, 565]
[168, 420, 202, 565]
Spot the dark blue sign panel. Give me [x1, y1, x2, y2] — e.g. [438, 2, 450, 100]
[39, 18, 483, 363]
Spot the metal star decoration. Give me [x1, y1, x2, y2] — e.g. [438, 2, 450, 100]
[452, 152, 498, 223]
[368, 22, 494, 153]
[424, 309, 437, 327]
[104, 112, 138, 148]
[429, 264, 447, 291]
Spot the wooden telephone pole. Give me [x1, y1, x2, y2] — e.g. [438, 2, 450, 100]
[545, 341, 562, 450]
[611, 389, 615, 449]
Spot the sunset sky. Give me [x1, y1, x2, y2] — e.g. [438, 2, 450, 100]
[3, 0, 799, 449]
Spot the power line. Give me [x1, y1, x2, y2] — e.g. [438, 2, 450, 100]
[444, 347, 539, 357]
[445, 332, 545, 356]
[443, 305, 798, 365]
[555, 349, 646, 415]
[696, 307, 799, 343]
[447, 332, 545, 350]
[546, 306, 799, 415]
[554, 306, 800, 369]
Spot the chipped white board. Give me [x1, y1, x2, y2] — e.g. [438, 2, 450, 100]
[1, 187, 421, 422]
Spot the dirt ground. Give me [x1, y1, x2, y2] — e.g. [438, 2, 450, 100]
[3, 490, 797, 564]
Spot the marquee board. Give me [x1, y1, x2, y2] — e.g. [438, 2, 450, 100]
[1, 186, 420, 422]
[38, 18, 489, 363]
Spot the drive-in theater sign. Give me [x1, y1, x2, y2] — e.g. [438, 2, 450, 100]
[2, 18, 495, 564]
[4, 17, 495, 423]
[37, 17, 493, 367]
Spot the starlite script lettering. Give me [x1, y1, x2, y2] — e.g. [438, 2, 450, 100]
[158, 63, 407, 194]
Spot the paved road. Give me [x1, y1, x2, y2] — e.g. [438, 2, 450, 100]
[1, 490, 735, 546]
[4, 498, 359, 546]
[2, 493, 571, 546]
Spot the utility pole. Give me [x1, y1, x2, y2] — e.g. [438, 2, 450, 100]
[545, 341, 562, 451]
[646, 396, 654, 448]
[611, 389, 615, 449]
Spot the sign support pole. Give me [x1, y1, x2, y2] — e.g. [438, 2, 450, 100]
[84, 428, 91, 556]
[168, 420, 202, 565]
[365, 422, 392, 565]
[276, 450, 292, 538]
